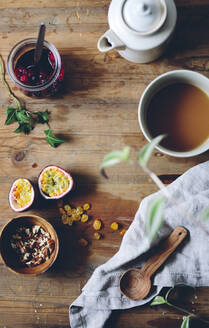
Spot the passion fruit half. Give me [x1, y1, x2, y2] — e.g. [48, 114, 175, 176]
[38, 165, 73, 200]
[9, 178, 35, 212]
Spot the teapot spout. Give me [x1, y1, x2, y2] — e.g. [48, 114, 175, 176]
[97, 29, 125, 53]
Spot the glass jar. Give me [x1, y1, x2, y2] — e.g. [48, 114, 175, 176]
[7, 38, 64, 98]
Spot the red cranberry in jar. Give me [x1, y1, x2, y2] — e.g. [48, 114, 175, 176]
[7, 38, 64, 98]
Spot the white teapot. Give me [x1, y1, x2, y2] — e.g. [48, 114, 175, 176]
[97, 0, 177, 63]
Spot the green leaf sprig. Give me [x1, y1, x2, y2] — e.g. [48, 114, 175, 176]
[150, 286, 209, 327]
[181, 316, 191, 328]
[151, 294, 192, 327]
[0, 55, 65, 147]
[138, 135, 165, 168]
[44, 129, 65, 148]
[99, 146, 131, 178]
[145, 197, 164, 242]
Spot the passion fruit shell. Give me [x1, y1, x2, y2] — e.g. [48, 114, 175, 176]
[38, 165, 73, 200]
[9, 178, 35, 212]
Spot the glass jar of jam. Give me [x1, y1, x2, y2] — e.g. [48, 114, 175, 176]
[7, 38, 64, 98]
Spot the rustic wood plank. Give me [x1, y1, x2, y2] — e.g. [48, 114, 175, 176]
[0, 0, 209, 9]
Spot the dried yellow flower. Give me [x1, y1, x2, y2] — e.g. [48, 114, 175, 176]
[120, 229, 127, 236]
[68, 217, 74, 226]
[66, 209, 72, 215]
[83, 203, 90, 210]
[64, 204, 71, 212]
[76, 206, 84, 215]
[93, 219, 102, 230]
[111, 222, 119, 231]
[73, 214, 81, 221]
[94, 232, 101, 240]
[81, 214, 89, 223]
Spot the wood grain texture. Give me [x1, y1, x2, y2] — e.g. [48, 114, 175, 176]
[0, 0, 208, 327]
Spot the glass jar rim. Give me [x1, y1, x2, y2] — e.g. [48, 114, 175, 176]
[7, 38, 61, 91]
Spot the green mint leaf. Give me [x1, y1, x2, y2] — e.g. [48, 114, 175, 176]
[150, 296, 167, 306]
[138, 135, 165, 168]
[100, 146, 130, 172]
[181, 316, 190, 328]
[44, 129, 65, 148]
[145, 197, 164, 242]
[14, 123, 33, 134]
[15, 109, 31, 124]
[200, 207, 209, 222]
[5, 107, 17, 125]
[36, 109, 50, 124]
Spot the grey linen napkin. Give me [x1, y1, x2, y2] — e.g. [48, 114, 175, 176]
[69, 160, 209, 328]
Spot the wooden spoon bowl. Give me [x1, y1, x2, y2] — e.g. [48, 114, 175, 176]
[120, 268, 151, 301]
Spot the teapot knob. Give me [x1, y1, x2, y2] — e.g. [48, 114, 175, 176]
[137, 2, 152, 16]
[123, 0, 167, 34]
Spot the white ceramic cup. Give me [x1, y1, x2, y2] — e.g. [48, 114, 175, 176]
[138, 70, 209, 157]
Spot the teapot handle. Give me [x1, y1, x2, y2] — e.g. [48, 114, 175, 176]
[97, 29, 125, 53]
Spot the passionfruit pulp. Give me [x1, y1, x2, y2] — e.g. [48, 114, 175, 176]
[38, 165, 73, 199]
[9, 178, 35, 212]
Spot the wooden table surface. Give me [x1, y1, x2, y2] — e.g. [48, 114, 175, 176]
[0, 0, 209, 327]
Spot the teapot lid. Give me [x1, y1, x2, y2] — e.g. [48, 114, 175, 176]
[107, 0, 177, 52]
[122, 0, 167, 35]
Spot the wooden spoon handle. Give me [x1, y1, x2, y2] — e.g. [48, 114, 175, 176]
[34, 23, 46, 64]
[141, 226, 187, 278]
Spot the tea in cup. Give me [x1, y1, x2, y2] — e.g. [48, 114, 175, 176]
[138, 70, 209, 157]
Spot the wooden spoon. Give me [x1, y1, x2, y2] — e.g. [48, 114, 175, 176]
[34, 23, 46, 65]
[119, 226, 188, 301]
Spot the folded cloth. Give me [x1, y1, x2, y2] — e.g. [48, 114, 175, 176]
[70, 160, 209, 328]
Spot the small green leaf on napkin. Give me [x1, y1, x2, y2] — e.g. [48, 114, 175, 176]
[181, 316, 190, 328]
[138, 135, 165, 168]
[44, 129, 65, 148]
[146, 196, 164, 242]
[150, 296, 167, 306]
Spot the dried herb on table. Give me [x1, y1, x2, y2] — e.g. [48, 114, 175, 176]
[0, 55, 65, 147]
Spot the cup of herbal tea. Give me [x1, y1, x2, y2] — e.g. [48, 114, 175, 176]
[138, 70, 209, 157]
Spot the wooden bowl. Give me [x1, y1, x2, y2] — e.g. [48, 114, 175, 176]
[0, 214, 59, 275]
